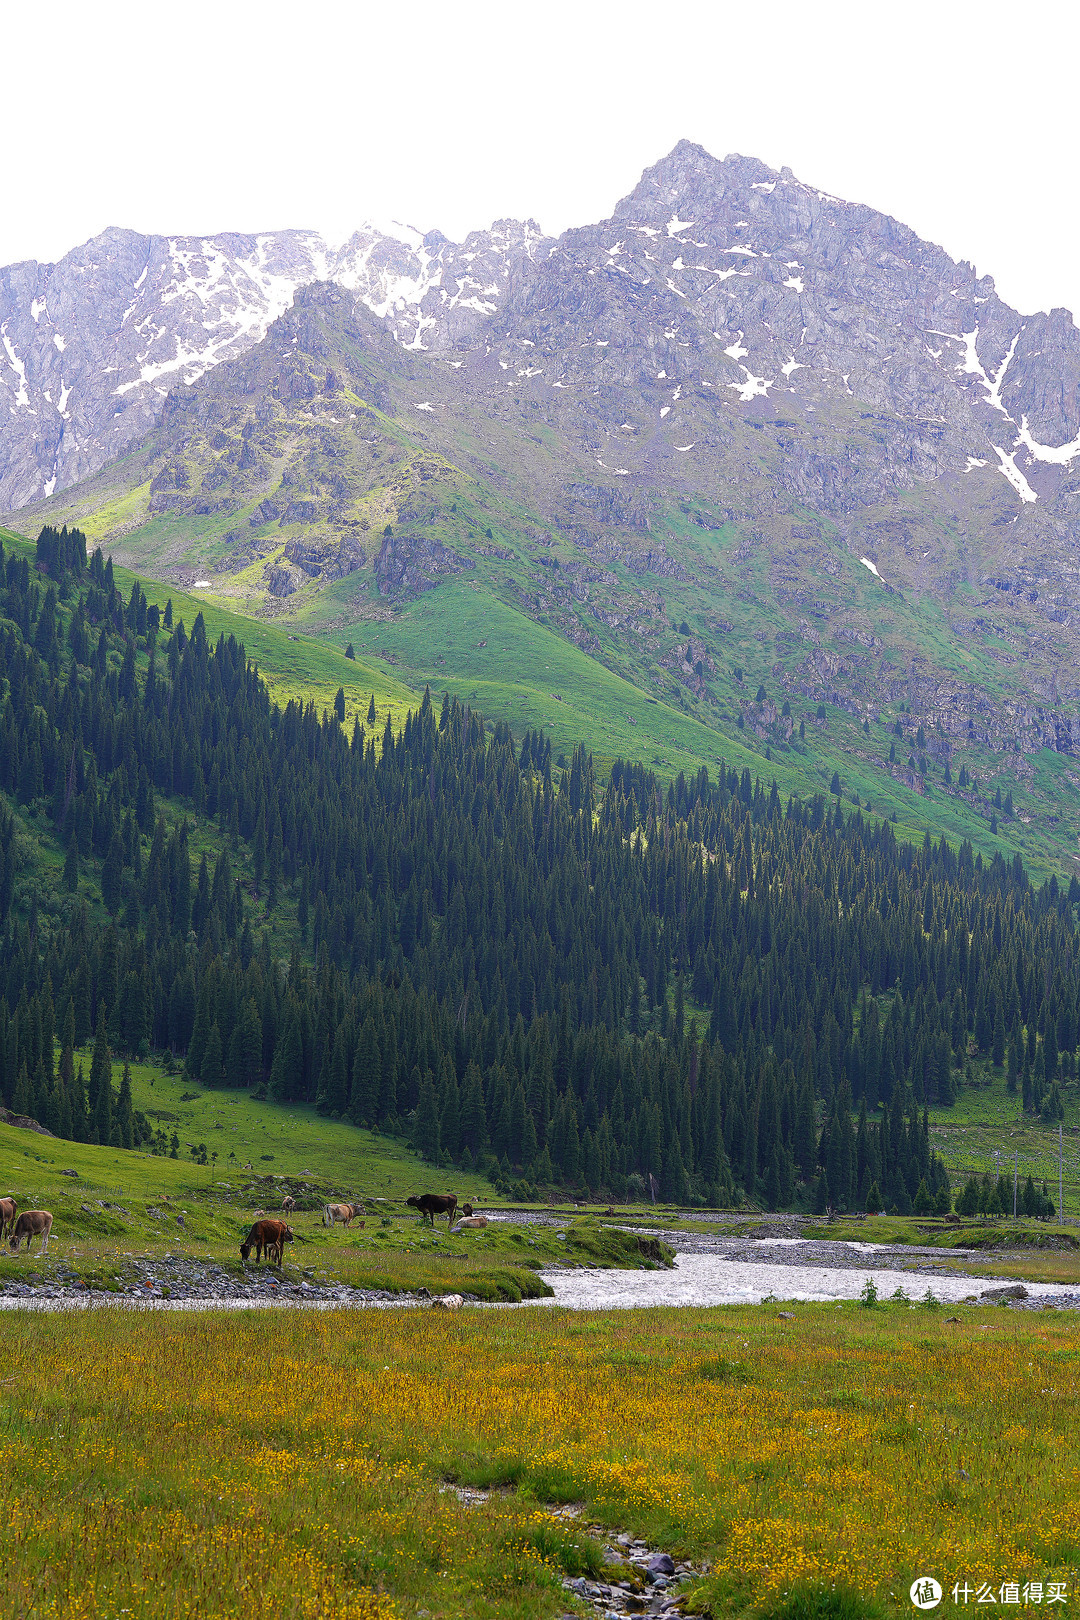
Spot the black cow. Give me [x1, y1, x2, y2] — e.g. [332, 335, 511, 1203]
[406, 1193, 458, 1228]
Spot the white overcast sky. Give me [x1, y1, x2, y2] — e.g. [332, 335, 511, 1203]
[4, 0, 1078, 319]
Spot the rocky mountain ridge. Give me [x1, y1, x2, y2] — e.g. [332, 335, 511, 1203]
[0, 215, 547, 510]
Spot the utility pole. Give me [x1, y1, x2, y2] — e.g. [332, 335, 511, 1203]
[1013, 1150, 1018, 1221]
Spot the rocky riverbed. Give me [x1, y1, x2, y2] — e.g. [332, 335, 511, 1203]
[0, 1256, 424, 1307]
[2, 1217, 1078, 1311]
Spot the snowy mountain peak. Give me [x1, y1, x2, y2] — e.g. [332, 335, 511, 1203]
[0, 214, 551, 508]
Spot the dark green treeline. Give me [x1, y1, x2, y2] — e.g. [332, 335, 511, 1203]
[0, 526, 1076, 1212]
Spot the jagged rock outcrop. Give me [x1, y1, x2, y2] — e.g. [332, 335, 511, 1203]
[374, 533, 474, 596]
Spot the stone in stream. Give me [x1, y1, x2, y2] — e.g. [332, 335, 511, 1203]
[979, 1284, 1028, 1302]
[431, 1294, 464, 1311]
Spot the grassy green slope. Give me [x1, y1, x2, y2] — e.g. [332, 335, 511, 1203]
[0, 1053, 669, 1301]
[7, 514, 1073, 880]
[0, 525, 418, 740]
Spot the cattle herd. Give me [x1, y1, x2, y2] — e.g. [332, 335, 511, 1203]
[0, 1188, 480, 1268]
[238, 1190, 480, 1264]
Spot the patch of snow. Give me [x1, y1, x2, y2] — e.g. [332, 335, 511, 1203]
[31, 297, 47, 322]
[53, 333, 66, 351]
[675, 443, 696, 453]
[1015, 415, 1080, 465]
[631, 225, 659, 238]
[712, 267, 751, 283]
[58, 381, 71, 418]
[751, 181, 776, 192]
[666, 215, 695, 236]
[672, 386, 682, 401]
[552, 380, 568, 388]
[671, 256, 685, 270]
[666, 279, 687, 299]
[728, 367, 773, 402]
[595, 340, 609, 347]
[860, 557, 882, 580]
[660, 406, 671, 417]
[781, 356, 804, 378]
[725, 245, 757, 257]
[414, 402, 436, 411]
[134, 266, 148, 290]
[785, 261, 802, 269]
[1, 327, 30, 407]
[656, 370, 667, 379]
[193, 580, 212, 588]
[43, 475, 57, 497]
[993, 445, 1038, 502]
[613, 467, 630, 475]
[965, 456, 988, 471]
[783, 276, 804, 293]
[927, 325, 1019, 420]
[724, 335, 749, 361]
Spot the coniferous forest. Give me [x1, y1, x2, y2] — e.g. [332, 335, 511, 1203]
[0, 525, 1076, 1214]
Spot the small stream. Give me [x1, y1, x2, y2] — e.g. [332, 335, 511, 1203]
[538, 1249, 1078, 1309]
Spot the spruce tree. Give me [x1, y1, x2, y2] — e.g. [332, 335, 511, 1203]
[89, 1007, 111, 1112]
[117, 1063, 135, 1150]
[414, 1074, 441, 1162]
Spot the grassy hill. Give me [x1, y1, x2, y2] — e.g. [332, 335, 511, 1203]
[0, 1045, 680, 1303]
[2, 521, 1072, 881]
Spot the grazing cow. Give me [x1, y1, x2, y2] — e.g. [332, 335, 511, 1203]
[323, 1202, 362, 1228]
[240, 1219, 293, 1263]
[9, 1210, 52, 1254]
[406, 1193, 458, 1228]
[281, 1195, 296, 1213]
[0, 1196, 16, 1240]
[460, 1203, 474, 1219]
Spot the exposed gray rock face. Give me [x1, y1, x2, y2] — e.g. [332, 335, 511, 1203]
[6, 143, 1080, 529]
[374, 532, 475, 596]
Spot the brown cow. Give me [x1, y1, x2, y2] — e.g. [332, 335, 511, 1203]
[323, 1202, 362, 1228]
[9, 1210, 52, 1254]
[281, 1195, 296, 1213]
[0, 1196, 16, 1240]
[407, 1193, 458, 1228]
[240, 1219, 293, 1263]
